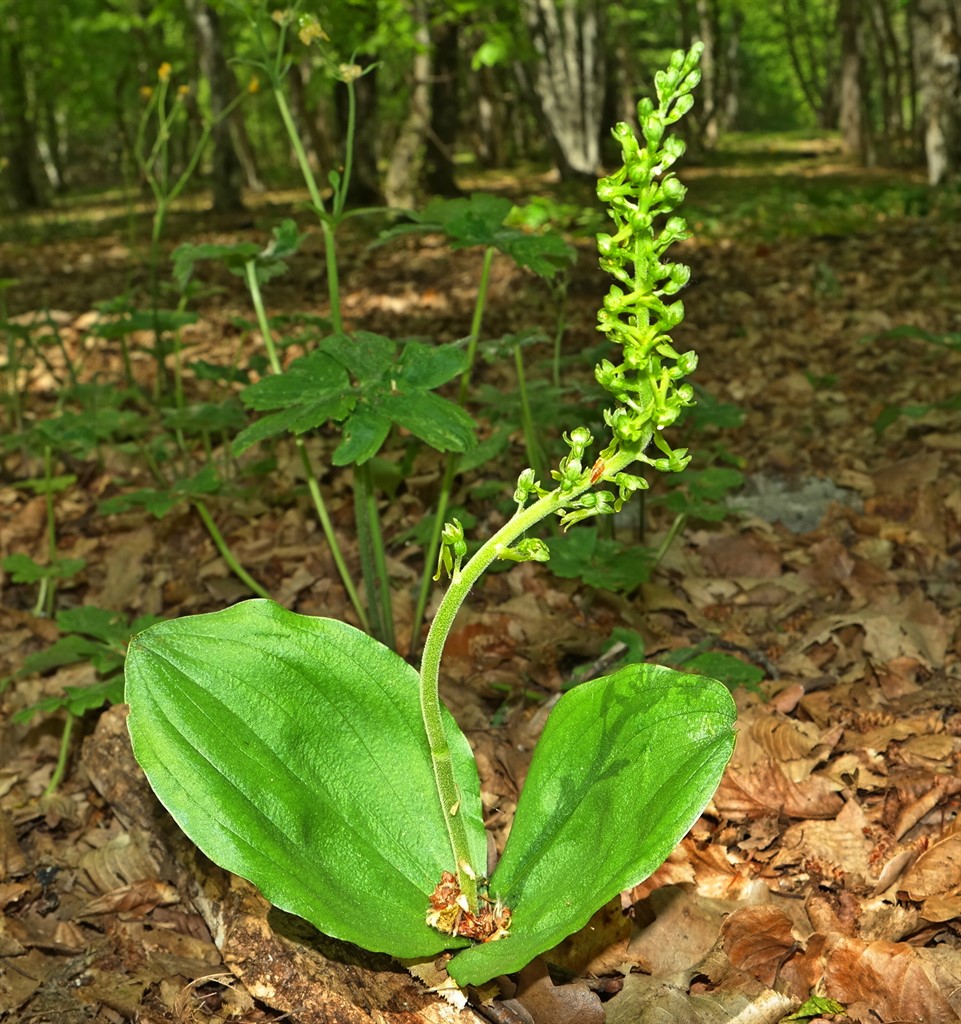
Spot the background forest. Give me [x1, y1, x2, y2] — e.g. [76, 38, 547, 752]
[1, 0, 960, 215]
[1, 2, 960, 1024]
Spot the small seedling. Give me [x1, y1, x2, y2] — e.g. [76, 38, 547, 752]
[124, 45, 735, 989]
[4, 607, 163, 793]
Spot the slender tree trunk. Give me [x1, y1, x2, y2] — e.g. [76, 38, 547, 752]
[520, 0, 605, 179]
[866, 0, 898, 149]
[838, 0, 873, 164]
[723, 4, 743, 130]
[186, 0, 244, 211]
[425, 16, 461, 196]
[228, 109, 265, 193]
[913, 0, 961, 184]
[384, 0, 430, 208]
[0, 27, 45, 209]
[695, 0, 720, 147]
[472, 64, 508, 167]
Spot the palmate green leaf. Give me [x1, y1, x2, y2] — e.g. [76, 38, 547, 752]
[124, 600, 487, 959]
[447, 665, 735, 985]
[318, 331, 397, 380]
[239, 350, 351, 412]
[13, 674, 125, 724]
[382, 391, 475, 454]
[395, 339, 468, 390]
[333, 406, 392, 466]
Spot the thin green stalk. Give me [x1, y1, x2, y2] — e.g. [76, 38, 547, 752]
[514, 342, 545, 482]
[550, 275, 569, 390]
[419, 449, 636, 909]
[409, 246, 496, 649]
[458, 246, 494, 404]
[650, 512, 686, 572]
[43, 713, 75, 796]
[354, 462, 395, 649]
[192, 499, 270, 600]
[244, 261, 368, 630]
[40, 445, 57, 618]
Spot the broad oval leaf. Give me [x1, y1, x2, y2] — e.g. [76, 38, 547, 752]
[447, 664, 735, 985]
[125, 599, 486, 958]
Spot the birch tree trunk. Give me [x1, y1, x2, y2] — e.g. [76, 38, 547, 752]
[520, 0, 605, 179]
[384, 0, 430, 208]
[913, 0, 961, 184]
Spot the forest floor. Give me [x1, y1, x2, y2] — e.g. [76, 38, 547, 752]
[1, 140, 960, 1024]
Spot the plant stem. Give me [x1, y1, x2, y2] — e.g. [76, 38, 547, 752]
[43, 712, 75, 796]
[410, 246, 496, 649]
[514, 342, 544, 482]
[418, 449, 636, 909]
[353, 461, 395, 648]
[244, 261, 369, 630]
[192, 499, 270, 600]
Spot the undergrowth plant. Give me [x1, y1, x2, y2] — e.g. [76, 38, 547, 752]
[124, 44, 735, 989]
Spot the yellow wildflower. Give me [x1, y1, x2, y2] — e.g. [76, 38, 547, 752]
[297, 14, 328, 46]
[157, 62, 172, 83]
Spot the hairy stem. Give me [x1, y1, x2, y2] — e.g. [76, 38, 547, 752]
[419, 448, 636, 908]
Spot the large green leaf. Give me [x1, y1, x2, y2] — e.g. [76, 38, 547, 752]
[447, 664, 735, 984]
[125, 600, 487, 958]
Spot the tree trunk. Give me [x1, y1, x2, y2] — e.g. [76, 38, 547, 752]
[695, 0, 720, 147]
[424, 16, 461, 196]
[520, 0, 605, 180]
[913, 0, 961, 184]
[838, 0, 873, 164]
[384, 0, 431, 208]
[186, 0, 245, 212]
[0, 24, 45, 209]
[780, 0, 838, 129]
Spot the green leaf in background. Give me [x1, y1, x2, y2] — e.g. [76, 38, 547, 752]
[172, 219, 308, 290]
[394, 339, 468, 390]
[124, 600, 488, 959]
[783, 995, 847, 1021]
[662, 466, 745, 521]
[2, 553, 86, 584]
[376, 193, 575, 280]
[13, 676, 125, 724]
[546, 527, 655, 593]
[318, 330, 397, 379]
[446, 664, 736, 985]
[663, 647, 766, 693]
[239, 349, 351, 412]
[332, 406, 392, 465]
[381, 391, 476, 455]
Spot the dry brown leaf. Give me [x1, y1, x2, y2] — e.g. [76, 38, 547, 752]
[715, 756, 844, 820]
[899, 829, 961, 901]
[720, 906, 801, 987]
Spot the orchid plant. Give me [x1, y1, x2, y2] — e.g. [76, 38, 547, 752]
[124, 43, 735, 989]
